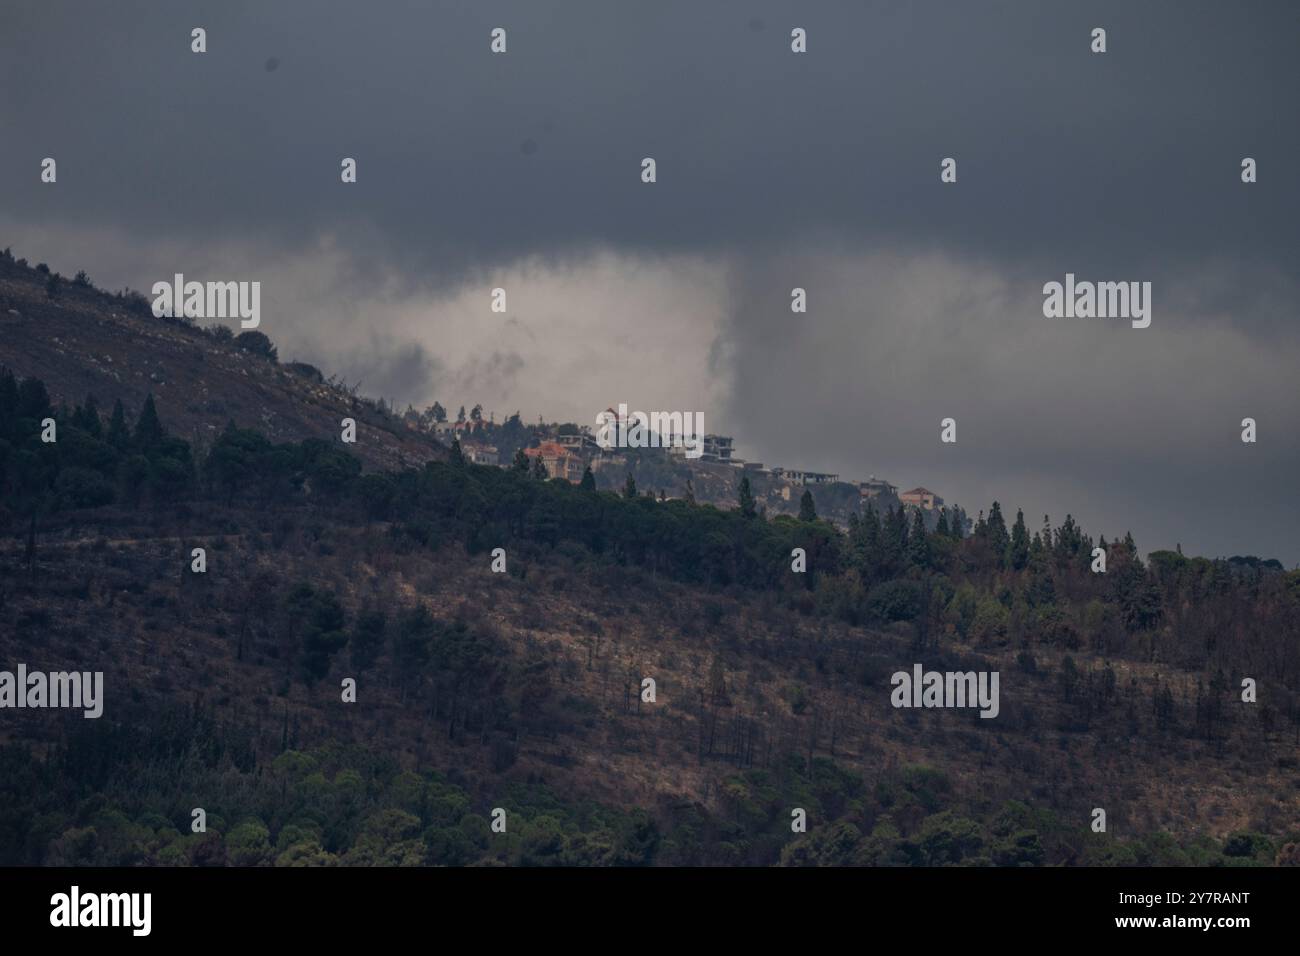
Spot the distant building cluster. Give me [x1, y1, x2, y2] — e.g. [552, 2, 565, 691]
[407, 405, 945, 515]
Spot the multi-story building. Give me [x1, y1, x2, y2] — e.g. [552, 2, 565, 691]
[462, 443, 500, 466]
[525, 441, 586, 483]
[701, 434, 734, 463]
[773, 467, 839, 486]
[899, 487, 943, 510]
[858, 475, 898, 499]
[555, 429, 599, 454]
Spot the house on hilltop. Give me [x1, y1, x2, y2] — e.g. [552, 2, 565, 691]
[858, 475, 897, 499]
[773, 467, 839, 486]
[702, 435, 734, 462]
[462, 442, 499, 466]
[900, 487, 943, 510]
[525, 441, 585, 483]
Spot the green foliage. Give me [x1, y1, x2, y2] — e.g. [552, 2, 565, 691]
[350, 611, 387, 671]
[0, 375, 1294, 870]
[234, 330, 278, 361]
[296, 587, 348, 683]
[738, 475, 756, 518]
[867, 580, 923, 622]
[2, 371, 1285, 667]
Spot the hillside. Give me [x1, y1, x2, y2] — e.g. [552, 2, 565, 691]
[1, 262, 1298, 867]
[0, 253, 444, 473]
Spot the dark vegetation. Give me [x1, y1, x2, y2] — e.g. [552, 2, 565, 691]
[2, 369, 1298, 866]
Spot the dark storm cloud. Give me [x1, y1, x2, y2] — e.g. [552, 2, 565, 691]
[1, 0, 1297, 561]
[719, 245, 1300, 564]
[341, 341, 444, 410]
[454, 350, 527, 400]
[3, 0, 1296, 287]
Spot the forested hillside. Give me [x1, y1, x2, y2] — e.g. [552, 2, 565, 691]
[2, 364, 1297, 866]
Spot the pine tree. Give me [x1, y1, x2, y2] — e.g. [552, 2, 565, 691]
[1055, 514, 1081, 561]
[623, 473, 637, 498]
[1026, 547, 1056, 607]
[580, 466, 596, 491]
[15, 374, 50, 420]
[948, 506, 966, 539]
[133, 393, 165, 450]
[1009, 509, 1030, 570]
[907, 508, 929, 568]
[936, 508, 950, 538]
[987, 502, 1010, 565]
[861, 504, 882, 579]
[737, 475, 756, 518]
[107, 399, 129, 449]
[79, 395, 102, 437]
[885, 506, 908, 571]
[798, 489, 817, 522]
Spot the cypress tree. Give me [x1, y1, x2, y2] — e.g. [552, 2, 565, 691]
[1010, 508, 1030, 570]
[79, 395, 102, 437]
[107, 399, 129, 449]
[907, 508, 929, 568]
[885, 506, 908, 570]
[861, 504, 882, 578]
[133, 393, 165, 450]
[987, 501, 1010, 566]
[737, 475, 756, 518]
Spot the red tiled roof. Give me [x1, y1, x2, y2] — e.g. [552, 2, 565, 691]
[525, 441, 577, 459]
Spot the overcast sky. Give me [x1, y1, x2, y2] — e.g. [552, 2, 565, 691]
[3, 1, 1297, 563]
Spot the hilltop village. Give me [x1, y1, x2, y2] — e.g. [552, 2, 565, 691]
[398, 402, 964, 530]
